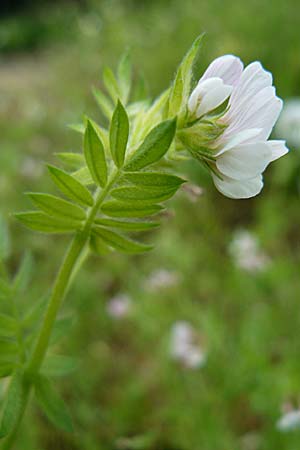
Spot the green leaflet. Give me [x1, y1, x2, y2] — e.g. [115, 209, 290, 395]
[68, 123, 85, 134]
[111, 186, 178, 203]
[92, 87, 113, 119]
[26, 193, 86, 221]
[117, 50, 132, 104]
[0, 314, 17, 338]
[90, 234, 111, 255]
[50, 316, 74, 346]
[34, 374, 73, 433]
[55, 152, 85, 170]
[101, 201, 164, 218]
[0, 371, 27, 438]
[41, 355, 78, 378]
[94, 218, 160, 231]
[0, 363, 14, 379]
[84, 120, 107, 187]
[14, 212, 81, 234]
[124, 118, 176, 171]
[92, 226, 153, 254]
[109, 100, 129, 168]
[120, 171, 185, 188]
[13, 252, 33, 294]
[0, 215, 10, 261]
[47, 165, 93, 207]
[103, 66, 120, 103]
[168, 34, 204, 117]
[72, 167, 94, 186]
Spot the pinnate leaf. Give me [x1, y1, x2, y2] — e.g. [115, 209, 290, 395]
[109, 100, 129, 168]
[15, 212, 81, 234]
[94, 218, 159, 231]
[84, 120, 107, 187]
[101, 201, 164, 218]
[92, 226, 153, 254]
[27, 193, 86, 221]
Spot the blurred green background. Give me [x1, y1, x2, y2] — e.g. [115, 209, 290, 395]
[1, 0, 300, 449]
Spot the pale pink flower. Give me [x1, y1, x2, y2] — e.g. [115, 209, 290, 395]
[170, 321, 206, 369]
[106, 294, 131, 319]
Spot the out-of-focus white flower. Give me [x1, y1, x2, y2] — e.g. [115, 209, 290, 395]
[144, 269, 180, 292]
[186, 55, 289, 199]
[275, 98, 300, 148]
[276, 409, 300, 432]
[229, 230, 269, 272]
[170, 321, 206, 369]
[106, 294, 131, 319]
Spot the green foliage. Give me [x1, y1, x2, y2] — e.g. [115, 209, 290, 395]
[33, 374, 73, 433]
[14, 212, 82, 234]
[84, 120, 107, 187]
[109, 100, 129, 168]
[92, 226, 153, 254]
[0, 371, 27, 438]
[26, 193, 86, 221]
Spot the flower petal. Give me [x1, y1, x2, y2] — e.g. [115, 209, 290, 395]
[215, 128, 262, 154]
[196, 84, 232, 117]
[212, 173, 264, 199]
[267, 140, 289, 162]
[216, 142, 272, 180]
[201, 55, 244, 86]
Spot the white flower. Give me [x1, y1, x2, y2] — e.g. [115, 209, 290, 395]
[276, 409, 300, 432]
[188, 55, 289, 199]
[229, 230, 269, 272]
[170, 321, 206, 369]
[106, 294, 131, 319]
[275, 98, 300, 148]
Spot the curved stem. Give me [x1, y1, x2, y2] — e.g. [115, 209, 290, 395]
[1, 169, 121, 450]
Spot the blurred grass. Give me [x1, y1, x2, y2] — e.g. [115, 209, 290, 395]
[1, 0, 300, 449]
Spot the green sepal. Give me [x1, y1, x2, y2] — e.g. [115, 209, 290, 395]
[177, 120, 225, 150]
[92, 226, 153, 254]
[55, 152, 85, 170]
[94, 218, 160, 231]
[41, 355, 78, 378]
[26, 193, 86, 221]
[84, 120, 107, 187]
[109, 100, 129, 168]
[101, 201, 164, 218]
[33, 374, 73, 433]
[0, 371, 27, 438]
[47, 165, 93, 207]
[14, 212, 82, 234]
[124, 118, 177, 171]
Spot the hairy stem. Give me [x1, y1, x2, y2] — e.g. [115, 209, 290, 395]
[1, 169, 121, 450]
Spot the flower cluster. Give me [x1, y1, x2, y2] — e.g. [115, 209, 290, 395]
[178, 55, 289, 198]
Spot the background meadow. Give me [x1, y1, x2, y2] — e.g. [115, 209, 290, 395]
[1, 0, 300, 449]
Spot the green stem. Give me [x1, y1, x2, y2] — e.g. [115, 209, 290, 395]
[1, 169, 121, 450]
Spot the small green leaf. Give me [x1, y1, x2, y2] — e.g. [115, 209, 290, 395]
[47, 165, 93, 207]
[94, 218, 160, 231]
[41, 355, 78, 377]
[124, 119, 176, 171]
[121, 172, 185, 188]
[101, 201, 164, 218]
[34, 374, 73, 433]
[111, 186, 177, 203]
[68, 123, 85, 134]
[90, 234, 111, 256]
[117, 50, 132, 104]
[168, 34, 204, 117]
[92, 87, 113, 120]
[0, 314, 17, 338]
[0, 363, 14, 379]
[0, 215, 10, 261]
[110, 100, 129, 168]
[13, 252, 33, 294]
[23, 294, 48, 329]
[50, 317, 74, 346]
[72, 167, 94, 186]
[103, 66, 120, 103]
[92, 226, 153, 254]
[27, 193, 86, 222]
[55, 152, 85, 170]
[84, 120, 107, 187]
[0, 371, 26, 438]
[15, 212, 81, 234]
